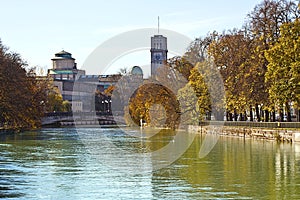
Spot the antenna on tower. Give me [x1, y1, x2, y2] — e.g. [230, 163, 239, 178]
[158, 16, 160, 34]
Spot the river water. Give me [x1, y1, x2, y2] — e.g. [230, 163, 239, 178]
[0, 127, 300, 199]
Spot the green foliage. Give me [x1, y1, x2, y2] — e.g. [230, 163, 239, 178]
[45, 85, 70, 112]
[204, 0, 299, 121]
[265, 19, 300, 108]
[246, 0, 299, 110]
[188, 65, 210, 117]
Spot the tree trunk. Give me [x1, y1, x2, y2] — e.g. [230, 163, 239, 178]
[229, 112, 233, 121]
[207, 112, 211, 120]
[234, 109, 238, 121]
[260, 107, 264, 122]
[279, 108, 284, 122]
[255, 104, 261, 122]
[286, 102, 291, 122]
[298, 109, 300, 122]
[239, 113, 243, 121]
[272, 109, 276, 122]
[250, 106, 253, 121]
[265, 110, 269, 122]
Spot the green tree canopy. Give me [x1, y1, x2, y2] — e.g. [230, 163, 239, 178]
[265, 19, 300, 121]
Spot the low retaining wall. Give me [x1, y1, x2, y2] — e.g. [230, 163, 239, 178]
[188, 125, 300, 143]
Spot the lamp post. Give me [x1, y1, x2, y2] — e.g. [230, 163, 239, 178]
[104, 100, 109, 113]
[108, 99, 112, 113]
[101, 100, 105, 113]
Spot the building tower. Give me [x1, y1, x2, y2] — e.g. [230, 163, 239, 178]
[150, 35, 168, 76]
[150, 18, 168, 76]
[49, 50, 85, 81]
[48, 50, 85, 103]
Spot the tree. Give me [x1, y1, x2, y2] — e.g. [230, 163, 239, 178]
[167, 56, 194, 81]
[265, 19, 300, 121]
[187, 65, 210, 119]
[0, 40, 47, 131]
[45, 84, 70, 112]
[177, 59, 225, 122]
[208, 29, 252, 121]
[128, 83, 180, 129]
[185, 32, 218, 64]
[245, 0, 299, 121]
[117, 67, 130, 75]
[177, 83, 200, 125]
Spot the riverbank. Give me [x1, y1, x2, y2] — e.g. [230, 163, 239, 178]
[188, 125, 300, 143]
[0, 128, 14, 134]
[0, 127, 28, 134]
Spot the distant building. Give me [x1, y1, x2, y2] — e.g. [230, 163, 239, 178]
[47, 50, 122, 112]
[150, 35, 168, 76]
[76, 74, 121, 112]
[47, 31, 169, 111]
[75, 74, 122, 92]
[131, 66, 143, 76]
[48, 50, 85, 102]
[72, 101, 83, 112]
[48, 50, 85, 81]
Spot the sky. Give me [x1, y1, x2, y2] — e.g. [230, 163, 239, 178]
[0, 0, 262, 76]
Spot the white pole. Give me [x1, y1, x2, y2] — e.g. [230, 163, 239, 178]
[158, 16, 160, 34]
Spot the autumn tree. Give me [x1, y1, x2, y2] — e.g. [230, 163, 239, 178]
[185, 32, 218, 64]
[177, 84, 200, 125]
[117, 67, 130, 76]
[124, 60, 193, 129]
[245, 0, 299, 121]
[0, 40, 47, 131]
[116, 0, 300, 125]
[265, 19, 300, 121]
[128, 82, 180, 129]
[45, 84, 70, 113]
[167, 56, 194, 81]
[208, 29, 252, 121]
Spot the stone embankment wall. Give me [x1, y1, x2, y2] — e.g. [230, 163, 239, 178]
[188, 125, 300, 143]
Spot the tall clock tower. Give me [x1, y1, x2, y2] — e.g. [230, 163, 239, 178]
[150, 34, 168, 76]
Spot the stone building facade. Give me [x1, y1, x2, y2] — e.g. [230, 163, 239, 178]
[150, 35, 168, 76]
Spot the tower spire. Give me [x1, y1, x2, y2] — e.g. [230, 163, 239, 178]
[158, 16, 160, 34]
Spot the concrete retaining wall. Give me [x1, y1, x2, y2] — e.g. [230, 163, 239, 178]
[293, 132, 300, 142]
[188, 125, 298, 143]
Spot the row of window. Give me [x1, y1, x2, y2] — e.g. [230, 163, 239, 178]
[153, 42, 164, 49]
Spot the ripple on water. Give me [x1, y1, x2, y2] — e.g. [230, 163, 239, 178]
[0, 128, 300, 199]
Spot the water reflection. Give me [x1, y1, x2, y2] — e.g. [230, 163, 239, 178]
[0, 129, 85, 199]
[77, 127, 195, 173]
[152, 135, 300, 199]
[0, 128, 300, 199]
